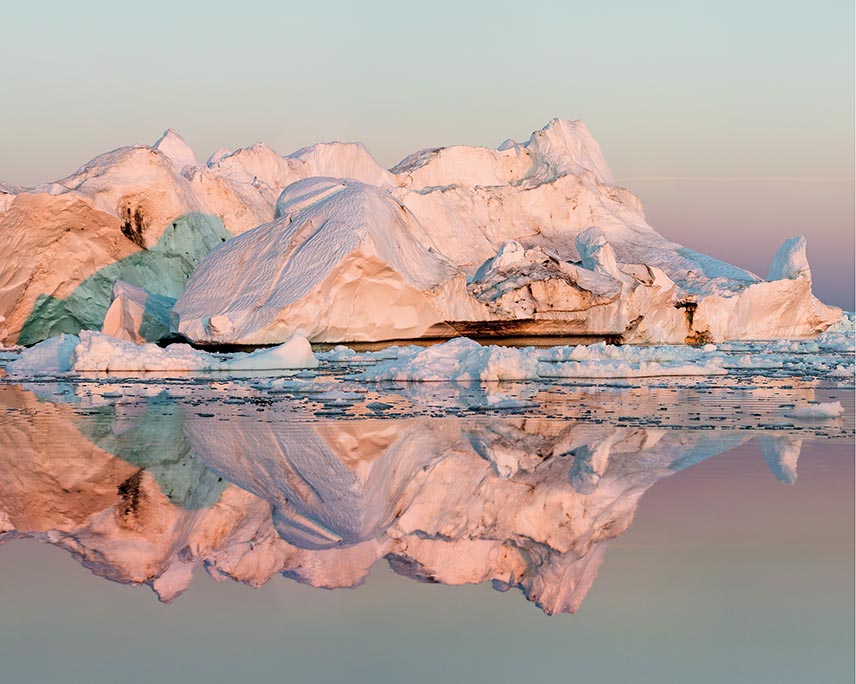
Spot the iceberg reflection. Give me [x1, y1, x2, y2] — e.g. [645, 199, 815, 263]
[0, 381, 849, 613]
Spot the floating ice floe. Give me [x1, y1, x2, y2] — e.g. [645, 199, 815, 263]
[355, 338, 728, 382]
[5, 317, 854, 382]
[6, 331, 319, 375]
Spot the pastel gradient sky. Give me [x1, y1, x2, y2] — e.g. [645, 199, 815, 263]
[1, 0, 853, 306]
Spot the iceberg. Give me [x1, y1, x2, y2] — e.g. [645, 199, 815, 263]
[0, 130, 401, 345]
[1, 119, 842, 346]
[175, 119, 840, 345]
[101, 280, 176, 344]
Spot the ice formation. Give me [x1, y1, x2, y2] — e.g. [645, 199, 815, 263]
[173, 178, 477, 344]
[0, 119, 842, 346]
[101, 280, 175, 343]
[6, 331, 319, 374]
[784, 401, 844, 419]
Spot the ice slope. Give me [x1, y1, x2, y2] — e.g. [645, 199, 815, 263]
[173, 178, 478, 344]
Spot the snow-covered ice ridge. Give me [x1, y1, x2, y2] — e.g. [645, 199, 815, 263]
[0, 119, 843, 347]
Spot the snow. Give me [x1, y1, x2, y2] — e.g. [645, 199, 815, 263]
[153, 129, 199, 173]
[524, 117, 616, 185]
[288, 142, 395, 188]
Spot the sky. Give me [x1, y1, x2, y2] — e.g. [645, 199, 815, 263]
[1, 0, 853, 306]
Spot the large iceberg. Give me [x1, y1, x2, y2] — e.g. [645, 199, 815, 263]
[1, 120, 842, 346]
[174, 119, 841, 344]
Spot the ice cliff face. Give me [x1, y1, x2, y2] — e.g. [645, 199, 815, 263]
[0, 121, 842, 345]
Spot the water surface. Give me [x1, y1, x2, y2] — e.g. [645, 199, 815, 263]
[0, 366, 852, 683]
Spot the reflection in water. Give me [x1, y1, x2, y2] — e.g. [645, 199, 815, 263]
[0, 379, 852, 614]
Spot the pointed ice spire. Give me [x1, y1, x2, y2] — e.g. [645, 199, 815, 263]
[153, 129, 199, 172]
[525, 118, 615, 185]
[766, 236, 811, 282]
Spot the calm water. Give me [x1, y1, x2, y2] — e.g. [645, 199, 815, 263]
[0, 368, 853, 683]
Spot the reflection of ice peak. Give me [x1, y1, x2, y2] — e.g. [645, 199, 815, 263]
[518, 540, 610, 615]
[760, 436, 803, 484]
[568, 432, 619, 494]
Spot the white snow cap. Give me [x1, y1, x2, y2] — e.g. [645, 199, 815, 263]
[153, 129, 199, 171]
[767, 236, 811, 281]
